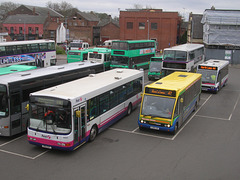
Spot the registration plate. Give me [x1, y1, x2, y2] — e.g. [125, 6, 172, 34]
[150, 126, 159, 130]
[42, 145, 52, 149]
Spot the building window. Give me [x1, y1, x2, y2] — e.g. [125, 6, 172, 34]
[19, 27, 23, 34]
[35, 27, 39, 34]
[50, 31, 55, 38]
[151, 23, 157, 30]
[28, 27, 32, 34]
[139, 22, 145, 30]
[10, 27, 14, 34]
[127, 22, 133, 29]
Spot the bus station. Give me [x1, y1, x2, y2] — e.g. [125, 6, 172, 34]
[0, 65, 239, 179]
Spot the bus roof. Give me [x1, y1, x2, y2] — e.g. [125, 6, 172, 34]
[30, 69, 143, 101]
[146, 71, 202, 92]
[164, 43, 204, 52]
[113, 40, 156, 44]
[0, 65, 37, 75]
[198, 59, 229, 69]
[68, 49, 92, 53]
[0, 39, 55, 47]
[0, 61, 102, 84]
[90, 48, 111, 53]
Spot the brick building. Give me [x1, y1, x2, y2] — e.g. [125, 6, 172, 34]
[187, 13, 203, 44]
[67, 11, 100, 45]
[97, 17, 120, 44]
[67, 12, 120, 46]
[2, 5, 64, 41]
[119, 9, 182, 51]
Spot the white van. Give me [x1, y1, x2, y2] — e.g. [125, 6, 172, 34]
[102, 40, 119, 48]
[68, 41, 89, 50]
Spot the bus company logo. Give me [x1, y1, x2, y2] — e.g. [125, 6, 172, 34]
[42, 135, 51, 139]
[76, 97, 83, 103]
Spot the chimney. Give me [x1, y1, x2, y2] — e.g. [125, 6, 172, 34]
[33, 7, 35, 15]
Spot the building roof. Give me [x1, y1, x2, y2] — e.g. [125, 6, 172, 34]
[202, 9, 240, 25]
[3, 5, 64, 25]
[24, 5, 63, 18]
[77, 11, 100, 22]
[98, 18, 119, 27]
[3, 14, 45, 24]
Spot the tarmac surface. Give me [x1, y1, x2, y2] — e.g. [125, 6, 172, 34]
[0, 56, 240, 180]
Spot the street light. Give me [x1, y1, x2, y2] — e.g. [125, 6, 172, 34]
[147, 19, 150, 40]
[19, 19, 26, 40]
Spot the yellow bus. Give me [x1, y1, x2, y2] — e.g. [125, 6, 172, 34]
[138, 71, 202, 134]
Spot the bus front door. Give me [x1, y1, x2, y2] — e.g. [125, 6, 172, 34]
[74, 103, 87, 145]
[178, 96, 184, 127]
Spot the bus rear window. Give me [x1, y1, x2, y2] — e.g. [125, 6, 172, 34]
[164, 50, 187, 61]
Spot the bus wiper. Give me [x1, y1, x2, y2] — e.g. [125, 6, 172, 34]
[50, 125, 56, 134]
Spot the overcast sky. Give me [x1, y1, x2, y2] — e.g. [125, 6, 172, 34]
[3, 0, 240, 19]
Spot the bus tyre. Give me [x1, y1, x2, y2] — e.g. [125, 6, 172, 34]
[194, 102, 198, 112]
[127, 103, 132, 115]
[89, 125, 98, 142]
[172, 122, 178, 135]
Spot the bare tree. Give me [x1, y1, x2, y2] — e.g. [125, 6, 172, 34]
[133, 4, 143, 9]
[0, 2, 19, 19]
[46, 1, 76, 17]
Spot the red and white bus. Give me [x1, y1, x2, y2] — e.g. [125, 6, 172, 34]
[28, 69, 144, 150]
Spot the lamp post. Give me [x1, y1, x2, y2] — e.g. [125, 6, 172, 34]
[147, 19, 150, 40]
[19, 19, 26, 40]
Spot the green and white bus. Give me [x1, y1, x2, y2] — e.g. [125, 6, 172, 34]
[67, 49, 91, 63]
[110, 40, 156, 69]
[88, 48, 111, 70]
[148, 56, 163, 81]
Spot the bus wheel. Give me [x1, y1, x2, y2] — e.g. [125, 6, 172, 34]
[172, 122, 178, 135]
[89, 125, 98, 142]
[193, 102, 198, 112]
[127, 103, 132, 115]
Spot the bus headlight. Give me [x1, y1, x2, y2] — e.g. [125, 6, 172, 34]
[29, 137, 36, 141]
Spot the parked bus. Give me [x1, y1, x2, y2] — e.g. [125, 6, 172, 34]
[138, 71, 202, 134]
[27, 68, 144, 150]
[0, 61, 104, 136]
[162, 43, 204, 76]
[197, 59, 229, 93]
[67, 49, 91, 63]
[88, 48, 111, 70]
[148, 56, 163, 81]
[0, 39, 56, 68]
[0, 64, 37, 75]
[110, 40, 156, 69]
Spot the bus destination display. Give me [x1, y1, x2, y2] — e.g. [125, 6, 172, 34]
[199, 65, 218, 70]
[145, 87, 176, 97]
